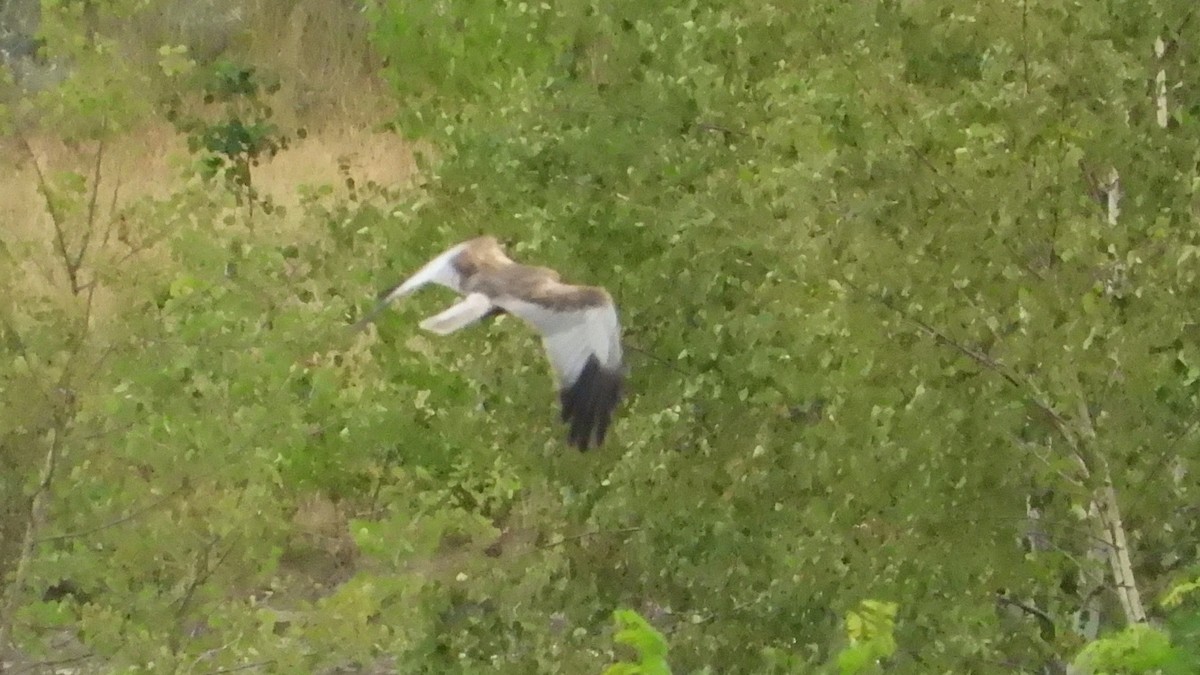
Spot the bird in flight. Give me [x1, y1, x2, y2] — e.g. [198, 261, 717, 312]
[355, 236, 625, 451]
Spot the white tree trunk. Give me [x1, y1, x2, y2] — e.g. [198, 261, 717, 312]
[1155, 36, 1168, 128]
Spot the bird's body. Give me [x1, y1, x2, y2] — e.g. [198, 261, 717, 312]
[357, 236, 625, 450]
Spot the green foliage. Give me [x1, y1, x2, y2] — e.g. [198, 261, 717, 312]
[363, 0, 566, 111]
[605, 609, 672, 675]
[1072, 624, 1181, 674]
[362, 0, 1200, 669]
[165, 60, 298, 215]
[1160, 572, 1200, 671]
[1066, 570, 1200, 674]
[5, 0, 160, 138]
[5, 0, 1200, 672]
[836, 601, 898, 674]
[1162, 575, 1200, 610]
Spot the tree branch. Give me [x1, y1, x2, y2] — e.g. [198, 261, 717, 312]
[0, 427, 64, 656]
[1092, 478, 1146, 623]
[845, 280, 1078, 449]
[35, 486, 187, 544]
[538, 526, 645, 550]
[74, 136, 105, 274]
[18, 137, 81, 295]
[7, 652, 95, 674]
[995, 592, 1056, 639]
[1074, 365, 1147, 626]
[851, 283, 1149, 625]
[200, 661, 276, 675]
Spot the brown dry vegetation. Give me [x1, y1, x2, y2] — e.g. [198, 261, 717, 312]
[3, 0, 413, 254]
[3, 122, 419, 260]
[1, 0, 422, 304]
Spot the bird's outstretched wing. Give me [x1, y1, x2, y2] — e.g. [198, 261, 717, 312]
[419, 292, 497, 335]
[352, 242, 468, 331]
[353, 236, 625, 450]
[500, 291, 625, 450]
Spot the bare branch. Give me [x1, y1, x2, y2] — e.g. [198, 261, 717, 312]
[18, 136, 80, 295]
[1137, 416, 1200, 491]
[625, 343, 690, 377]
[1009, 435, 1083, 487]
[539, 526, 644, 550]
[995, 593, 1056, 638]
[0, 427, 64, 654]
[101, 180, 123, 249]
[200, 661, 276, 675]
[7, 652, 95, 674]
[74, 136, 105, 273]
[175, 539, 237, 620]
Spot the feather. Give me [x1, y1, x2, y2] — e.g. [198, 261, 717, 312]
[351, 242, 468, 331]
[499, 297, 624, 450]
[358, 236, 626, 450]
[419, 293, 497, 335]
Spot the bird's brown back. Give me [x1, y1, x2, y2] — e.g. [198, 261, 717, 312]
[467, 263, 609, 312]
[455, 237, 610, 311]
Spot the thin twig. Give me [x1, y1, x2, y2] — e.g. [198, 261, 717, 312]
[80, 276, 100, 337]
[1020, 0, 1031, 93]
[101, 180, 123, 249]
[1011, 435, 1080, 486]
[8, 652, 96, 674]
[200, 661, 276, 675]
[168, 538, 237, 654]
[1136, 416, 1200, 491]
[74, 135, 105, 273]
[624, 343, 689, 377]
[0, 316, 56, 409]
[113, 233, 168, 267]
[539, 526, 644, 550]
[75, 420, 137, 443]
[693, 121, 743, 139]
[843, 280, 1075, 443]
[0, 427, 64, 654]
[36, 486, 188, 544]
[19, 136, 80, 294]
[996, 593, 1056, 636]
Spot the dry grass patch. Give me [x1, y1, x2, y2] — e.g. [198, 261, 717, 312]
[2, 119, 419, 313]
[3, 120, 417, 239]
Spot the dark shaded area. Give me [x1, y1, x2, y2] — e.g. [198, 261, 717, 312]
[559, 355, 624, 451]
[0, 31, 43, 63]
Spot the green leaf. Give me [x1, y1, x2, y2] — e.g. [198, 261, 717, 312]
[1073, 624, 1178, 674]
[605, 609, 672, 675]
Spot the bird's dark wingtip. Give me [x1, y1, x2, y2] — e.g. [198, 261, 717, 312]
[559, 356, 624, 451]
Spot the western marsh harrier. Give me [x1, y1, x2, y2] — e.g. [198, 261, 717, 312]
[357, 236, 625, 450]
